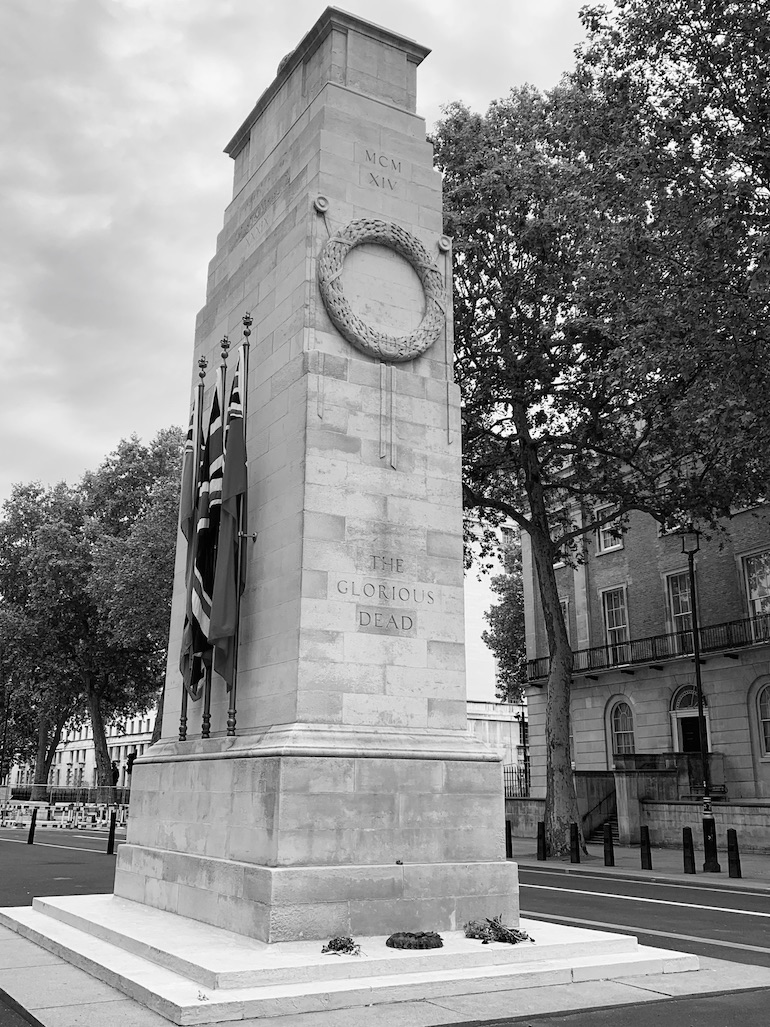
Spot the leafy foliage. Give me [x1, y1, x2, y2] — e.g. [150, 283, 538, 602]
[464, 916, 534, 944]
[0, 428, 183, 789]
[321, 937, 362, 956]
[481, 541, 527, 704]
[433, 3, 770, 855]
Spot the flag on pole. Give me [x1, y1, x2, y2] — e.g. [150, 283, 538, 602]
[185, 385, 224, 697]
[210, 347, 248, 689]
[179, 393, 198, 543]
[179, 393, 203, 697]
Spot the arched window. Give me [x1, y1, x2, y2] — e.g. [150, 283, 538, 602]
[759, 685, 770, 756]
[611, 701, 635, 754]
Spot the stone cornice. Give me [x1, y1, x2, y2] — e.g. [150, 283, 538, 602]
[224, 7, 430, 158]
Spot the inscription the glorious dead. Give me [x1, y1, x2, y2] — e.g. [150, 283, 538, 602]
[335, 554, 435, 635]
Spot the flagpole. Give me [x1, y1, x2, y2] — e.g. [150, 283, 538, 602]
[201, 338, 229, 740]
[226, 312, 252, 737]
[180, 356, 207, 742]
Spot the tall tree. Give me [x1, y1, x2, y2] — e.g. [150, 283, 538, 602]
[433, 45, 769, 852]
[79, 428, 183, 792]
[481, 540, 528, 705]
[0, 428, 182, 796]
[0, 484, 85, 797]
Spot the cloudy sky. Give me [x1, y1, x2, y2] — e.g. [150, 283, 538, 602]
[0, 0, 584, 505]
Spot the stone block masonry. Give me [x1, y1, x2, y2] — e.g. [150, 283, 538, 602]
[117, 8, 517, 942]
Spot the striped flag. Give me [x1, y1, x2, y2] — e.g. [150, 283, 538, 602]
[179, 394, 198, 543]
[210, 347, 248, 690]
[185, 385, 224, 697]
[179, 394, 202, 697]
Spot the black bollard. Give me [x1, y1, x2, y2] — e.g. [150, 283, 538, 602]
[640, 825, 653, 869]
[683, 826, 696, 874]
[505, 819, 513, 859]
[537, 820, 546, 861]
[727, 828, 742, 879]
[27, 808, 37, 845]
[106, 810, 117, 856]
[570, 822, 580, 863]
[603, 822, 615, 867]
[702, 804, 721, 873]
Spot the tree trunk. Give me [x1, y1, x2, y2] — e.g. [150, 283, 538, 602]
[514, 408, 584, 858]
[85, 673, 114, 803]
[529, 525, 584, 857]
[42, 712, 68, 786]
[30, 716, 49, 802]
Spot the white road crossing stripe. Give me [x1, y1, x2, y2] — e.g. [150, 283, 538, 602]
[523, 910, 770, 955]
[0, 837, 112, 855]
[521, 867, 766, 896]
[522, 882, 770, 918]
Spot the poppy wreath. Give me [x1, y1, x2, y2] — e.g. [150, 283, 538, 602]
[317, 218, 445, 363]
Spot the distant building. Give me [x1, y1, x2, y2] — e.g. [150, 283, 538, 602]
[523, 505, 770, 804]
[466, 700, 528, 766]
[9, 713, 156, 793]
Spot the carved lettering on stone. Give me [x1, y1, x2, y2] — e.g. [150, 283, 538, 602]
[357, 606, 417, 636]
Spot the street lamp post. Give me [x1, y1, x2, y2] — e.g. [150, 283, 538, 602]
[681, 526, 721, 873]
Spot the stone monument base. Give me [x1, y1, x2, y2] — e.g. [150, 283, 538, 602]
[115, 849, 516, 944]
[113, 724, 516, 942]
[0, 895, 700, 1025]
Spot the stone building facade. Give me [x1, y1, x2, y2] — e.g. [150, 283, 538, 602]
[523, 505, 770, 805]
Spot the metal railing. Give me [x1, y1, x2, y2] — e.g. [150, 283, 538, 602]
[11, 786, 131, 804]
[503, 763, 530, 798]
[528, 613, 770, 681]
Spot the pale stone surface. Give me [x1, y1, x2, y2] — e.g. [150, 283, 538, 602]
[0, 905, 701, 1026]
[95, 6, 503, 960]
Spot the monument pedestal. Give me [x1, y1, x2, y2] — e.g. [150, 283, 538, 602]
[114, 725, 516, 941]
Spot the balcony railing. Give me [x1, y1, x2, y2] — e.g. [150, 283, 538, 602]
[528, 612, 770, 681]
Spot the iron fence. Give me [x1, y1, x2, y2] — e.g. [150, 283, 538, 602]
[503, 763, 530, 798]
[10, 786, 130, 805]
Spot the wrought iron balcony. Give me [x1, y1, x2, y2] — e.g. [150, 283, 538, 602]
[527, 613, 770, 682]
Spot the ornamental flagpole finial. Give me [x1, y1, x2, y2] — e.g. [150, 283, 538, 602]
[198, 356, 207, 380]
[220, 335, 230, 363]
[242, 312, 252, 338]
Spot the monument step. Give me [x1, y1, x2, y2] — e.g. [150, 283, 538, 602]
[0, 900, 698, 1025]
[28, 893, 640, 990]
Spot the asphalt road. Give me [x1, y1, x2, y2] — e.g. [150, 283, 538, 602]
[1, 832, 769, 1026]
[0, 829, 118, 906]
[519, 865, 770, 966]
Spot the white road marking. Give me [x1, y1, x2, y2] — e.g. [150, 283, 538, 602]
[523, 910, 770, 955]
[0, 837, 115, 855]
[522, 882, 770, 918]
[521, 866, 768, 896]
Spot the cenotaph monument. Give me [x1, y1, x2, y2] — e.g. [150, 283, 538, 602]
[0, 10, 698, 1022]
[113, 3, 516, 943]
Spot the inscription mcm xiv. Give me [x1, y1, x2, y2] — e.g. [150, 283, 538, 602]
[364, 149, 402, 191]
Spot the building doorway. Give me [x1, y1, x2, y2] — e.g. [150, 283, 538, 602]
[670, 684, 711, 752]
[679, 716, 702, 753]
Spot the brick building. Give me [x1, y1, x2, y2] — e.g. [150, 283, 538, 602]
[522, 504, 770, 839]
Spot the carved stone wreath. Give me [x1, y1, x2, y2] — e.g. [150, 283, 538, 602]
[317, 218, 445, 363]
